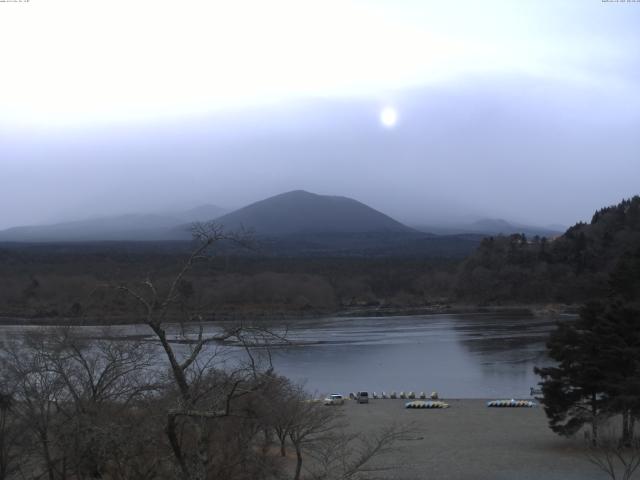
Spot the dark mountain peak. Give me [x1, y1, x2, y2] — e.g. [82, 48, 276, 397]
[278, 189, 314, 197]
[214, 190, 413, 236]
[254, 189, 349, 203]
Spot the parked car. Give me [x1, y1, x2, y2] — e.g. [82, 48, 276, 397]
[323, 394, 345, 406]
[356, 391, 369, 404]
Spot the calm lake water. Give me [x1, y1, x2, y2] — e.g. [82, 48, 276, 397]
[267, 313, 563, 398]
[0, 312, 570, 398]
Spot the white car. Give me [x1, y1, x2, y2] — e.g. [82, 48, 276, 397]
[323, 394, 345, 406]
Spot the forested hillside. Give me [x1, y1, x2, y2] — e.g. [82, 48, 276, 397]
[456, 196, 640, 303]
[1, 197, 638, 322]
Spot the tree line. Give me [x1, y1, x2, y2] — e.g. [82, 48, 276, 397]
[535, 245, 640, 478]
[457, 196, 640, 304]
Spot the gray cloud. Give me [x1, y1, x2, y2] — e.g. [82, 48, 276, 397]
[1, 73, 638, 231]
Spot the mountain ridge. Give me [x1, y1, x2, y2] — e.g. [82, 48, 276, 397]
[0, 205, 225, 242]
[0, 190, 561, 244]
[206, 190, 415, 237]
[413, 218, 562, 237]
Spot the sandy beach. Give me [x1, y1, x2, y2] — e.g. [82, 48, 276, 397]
[339, 399, 604, 480]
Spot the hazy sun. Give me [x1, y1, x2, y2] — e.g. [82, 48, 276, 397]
[379, 107, 398, 128]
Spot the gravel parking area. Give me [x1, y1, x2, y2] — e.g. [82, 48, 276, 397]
[340, 399, 604, 480]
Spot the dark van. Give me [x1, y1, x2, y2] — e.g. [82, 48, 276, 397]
[356, 391, 369, 404]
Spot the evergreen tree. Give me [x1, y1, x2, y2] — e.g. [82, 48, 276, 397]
[534, 304, 611, 443]
[584, 302, 640, 446]
[536, 248, 640, 445]
[609, 247, 640, 305]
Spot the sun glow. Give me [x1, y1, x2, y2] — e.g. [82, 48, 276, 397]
[0, 0, 628, 129]
[380, 107, 398, 128]
[0, 1, 443, 128]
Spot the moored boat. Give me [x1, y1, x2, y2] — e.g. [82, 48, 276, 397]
[405, 400, 449, 409]
[487, 399, 536, 408]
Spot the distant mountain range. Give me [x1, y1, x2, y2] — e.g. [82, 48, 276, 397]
[0, 204, 226, 242]
[414, 218, 563, 238]
[0, 191, 562, 256]
[171, 204, 227, 223]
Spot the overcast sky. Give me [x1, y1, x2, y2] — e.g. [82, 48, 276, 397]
[1, 0, 639, 229]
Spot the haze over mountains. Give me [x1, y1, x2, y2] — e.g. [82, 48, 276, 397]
[173, 204, 227, 223]
[0, 205, 227, 242]
[415, 218, 562, 238]
[0, 190, 561, 246]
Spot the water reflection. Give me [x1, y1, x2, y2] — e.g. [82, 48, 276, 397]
[0, 313, 573, 398]
[266, 313, 569, 398]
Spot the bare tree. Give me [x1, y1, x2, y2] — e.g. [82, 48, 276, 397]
[260, 374, 300, 458]
[586, 428, 640, 480]
[45, 327, 160, 479]
[1, 332, 70, 480]
[287, 394, 341, 480]
[0, 327, 161, 480]
[0, 222, 409, 480]
[307, 424, 410, 480]
[0, 390, 23, 480]
[114, 222, 284, 480]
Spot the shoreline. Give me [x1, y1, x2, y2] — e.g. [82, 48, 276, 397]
[0, 304, 579, 327]
[0, 303, 579, 326]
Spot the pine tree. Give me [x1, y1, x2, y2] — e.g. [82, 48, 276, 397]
[536, 249, 640, 445]
[535, 303, 611, 443]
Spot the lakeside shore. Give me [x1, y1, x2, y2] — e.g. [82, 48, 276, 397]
[340, 399, 600, 480]
[0, 303, 579, 326]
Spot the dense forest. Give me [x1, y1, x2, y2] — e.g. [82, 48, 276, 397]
[0, 196, 638, 322]
[456, 196, 640, 304]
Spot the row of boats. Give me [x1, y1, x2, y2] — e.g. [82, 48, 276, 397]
[348, 391, 439, 400]
[404, 399, 536, 409]
[405, 401, 449, 409]
[487, 399, 536, 408]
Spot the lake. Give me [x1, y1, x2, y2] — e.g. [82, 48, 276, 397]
[0, 312, 569, 398]
[267, 312, 564, 398]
